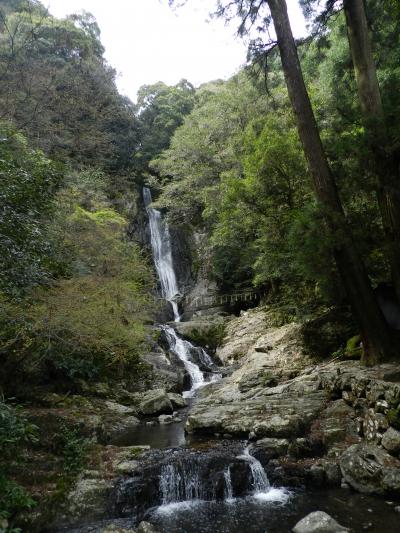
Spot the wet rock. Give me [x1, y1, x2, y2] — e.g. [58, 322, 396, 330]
[65, 477, 113, 523]
[173, 317, 225, 353]
[114, 460, 140, 475]
[140, 351, 186, 393]
[101, 525, 135, 533]
[139, 389, 173, 416]
[167, 393, 187, 409]
[250, 438, 289, 461]
[158, 414, 173, 424]
[381, 427, 400, 455]
[364, 409, 389, 442]
[340, 442, 400, 495]
[136, 522, 160, 533]
[382, 469, 400, 494]
[292, 511, 349, 532]
[105, 401, 137, 416]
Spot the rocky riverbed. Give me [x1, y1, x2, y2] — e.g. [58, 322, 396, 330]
[18, 306, 400, 532]
[186, 308, 400, 497]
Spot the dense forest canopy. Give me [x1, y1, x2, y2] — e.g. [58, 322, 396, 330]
[1, 0, 400, 528]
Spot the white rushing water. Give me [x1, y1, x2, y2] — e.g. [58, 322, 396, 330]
[143, 187, 181, 321]
[238, 447, 289, 503]
[162, 325, 219, 398]
[143, 186, 220, 397]
[160, 463, 204, 506]
[223, 467, 234, 502]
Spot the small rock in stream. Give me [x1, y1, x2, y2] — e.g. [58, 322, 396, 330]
[292, 511, 349, 532]
[158, 414, 173, 424]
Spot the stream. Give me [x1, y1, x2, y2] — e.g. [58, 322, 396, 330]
[68, 189, 400, 532]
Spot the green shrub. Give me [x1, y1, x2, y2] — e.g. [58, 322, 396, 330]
[59, 425, 91, 478]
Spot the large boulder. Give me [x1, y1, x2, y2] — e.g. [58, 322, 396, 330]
[292, 511, 349, 533]
[173, 317, 225, 353]
[167, 393, 187, 409]
[382, 427, 400, 455]
[139, 389, 173, 416]
[340, 442, 400, 496]
[65, 477, 113, 523]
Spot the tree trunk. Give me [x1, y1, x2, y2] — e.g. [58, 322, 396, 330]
[267, 0, 396, 364]
[343, 0, 400, 302]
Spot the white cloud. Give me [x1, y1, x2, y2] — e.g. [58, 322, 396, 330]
[45, 0, 306, 102]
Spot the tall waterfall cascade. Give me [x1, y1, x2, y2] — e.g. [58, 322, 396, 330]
[143, 186, 180, 321]
[143, 186, 219, 396]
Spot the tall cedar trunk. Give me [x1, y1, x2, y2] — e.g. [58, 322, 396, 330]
[267, 0, 396, 364]
[343, 0, 400, 302]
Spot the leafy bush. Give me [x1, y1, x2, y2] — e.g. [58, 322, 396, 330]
[59, 425, 91, 477]
[0, 399, 37, 529]
[0, 400, 38, 459]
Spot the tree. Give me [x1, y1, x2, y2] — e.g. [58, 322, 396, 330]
[342, 0, 400, 302]
[209, 0, 396, 364]
[0, 2, 138, 170]
[134, 79, 196, 176]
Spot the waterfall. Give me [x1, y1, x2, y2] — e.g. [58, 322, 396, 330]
[143, 187, 180, 321]
[238, 448, 271, 496]
[223, 467, 234, 502]
[143, 186, 220, 398]
[162, 325, 207, 398]
[160, 463, 204, 506]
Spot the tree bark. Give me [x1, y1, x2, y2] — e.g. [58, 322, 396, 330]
[343, 0, 400, 302]
[267, 0, 396, 364]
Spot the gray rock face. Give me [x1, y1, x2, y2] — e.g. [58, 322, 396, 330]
[292, 511, 349, 533]
[382, 427, 400, 455]
[187, 386, 328, 438]
[250, 438, 289, 460]
[167, 393, 187, 409]
[65, 477, 113, 523]
[186, 312, 324, 438]
[340, 442, 400, 495]
[139, 389, 173, 416]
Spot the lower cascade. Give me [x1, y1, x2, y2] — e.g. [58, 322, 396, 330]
[161, 325, 219, 398]
[154, 447, 289, 510]
[239, 447, 270, 494]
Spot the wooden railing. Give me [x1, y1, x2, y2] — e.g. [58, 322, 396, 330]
[183, 289, 264, 309]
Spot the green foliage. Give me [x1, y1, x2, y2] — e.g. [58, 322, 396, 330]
[59, 425, 91, 477]
[0, 2, 138, 170]
[387, 406, 400, 431]
[134, 79, 196, 174]
[0, 400, 38, 459]
[0, 124, 62, 294]
[345, 335, 362, 359]
[0, 474, 36, 529]
[0, 167, 155, 387]
[0, 399, 37, 528]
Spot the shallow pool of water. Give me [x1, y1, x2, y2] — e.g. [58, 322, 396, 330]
[109, 421, 187, 448]
[146, 488, 400, 533]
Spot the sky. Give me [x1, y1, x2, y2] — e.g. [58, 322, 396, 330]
[45, 0, 306, 103]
